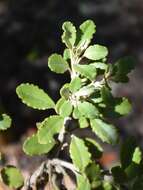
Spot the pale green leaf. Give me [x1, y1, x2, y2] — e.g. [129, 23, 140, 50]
[132, 147, 142, 164]
[1, 166, 24, 188]
[38, 115, 64, 144]
[16, 83, 55, 110]
[76, 174, 91, 190]
[55, 97, 66, 114]
[90, 119, 118, 145]
[84, 45, 108, 60]
[59, 100, 73, 117]
[74, 64, 97, 80]
[70, 77, 82, 93]
[60, 83, 71, 99]
[77, 20, 96, 49]
[70, 135, 91, 172]
[23, 134, 55, 156]
[78, 101, 99, 119]
[90, 62, 107, 70]
[63, 49, 70, 61]
[115, 98, 132, 115]
[79, 117, 88, 128]
[62, 21, 76, 48]
[48, 54, 69, 73]
[0, 114, 12, 130]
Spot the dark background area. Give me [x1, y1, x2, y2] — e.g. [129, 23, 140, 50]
[0, 0, 143, 144]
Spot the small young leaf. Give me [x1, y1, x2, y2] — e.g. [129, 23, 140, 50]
[76, 174, 91, 190]
[132, 147, 142, 164]
[62, 21, 76, 48]
[59, 100, 73, 117]
[16, 83, 55, 110]
[70, 77, 82, 93]
[1, 166, 24, 188]
[90, 62, 107, 70]
[115, 98, 132, 115]
[85, 163, 101, 182]
[60, 83, 71, 99]
[78, 101, 99, 119]
[84, 45, 108, 61]
[63, 48, 70, 61]
[23, 134, 55, 156]
[55, 97, 66, 114]
[101, 86, 114, 105]
[72, 106, 82, 119]
[48, 54, 69, 74]
[0, 114, 12, 130]
[74, 64, 97, 81]
[70, 135, 91, 172]
[90, 119, 118, 145]
[38, 115, 64, 144]
[79, 117, 88, 128]
[77, 20, 96, 49]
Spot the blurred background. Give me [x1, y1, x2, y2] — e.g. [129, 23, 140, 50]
[0, 0, 143, 174]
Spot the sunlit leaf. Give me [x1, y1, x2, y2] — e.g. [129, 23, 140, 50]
[16, 83, 55, 110]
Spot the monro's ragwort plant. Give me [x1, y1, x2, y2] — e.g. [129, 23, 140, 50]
[1, 20, 143, 190]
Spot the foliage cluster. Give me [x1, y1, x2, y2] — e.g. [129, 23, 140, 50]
[0, 20, 142, 190]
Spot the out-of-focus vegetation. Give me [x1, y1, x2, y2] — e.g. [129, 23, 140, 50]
[0, 0, 143, 143]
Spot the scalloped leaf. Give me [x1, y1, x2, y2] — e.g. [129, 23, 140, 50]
[16, 83, 55, 110]
[90, 119, 118, 145]
[84, 45, 108, 61]
[76, 20, 96, 49]
[23, 133, 55, 156]
[74, 64, 97, 81]
[62, 21, 76, 48]
[0, 114, 12, 130]
[38, 115, 64, 144]
[70, 135, 91, 172]
[1, 166, 24, 188]
[78, 101, 99, 119]
[48, 54, 69, 74]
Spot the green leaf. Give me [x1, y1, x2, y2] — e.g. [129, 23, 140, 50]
[101, 86, 114, 105]
[115, 98, 132, 115]
[16, 83, 55, 110]
[23, 133, 55, 156]
[111, 57, 135, 83]
[1, 166, 24, 188]
[120, 138, 137, 169]
[55, 97, 66, 114]
[74, 64, 97, 81]
[63, 48, 70, 61]
[0, 114, 12, 130]
[84, 138, 103, 159]
[132, 175, 143, 190]
[60, 83, 71, 99]
[79, 117, 88, 128]
[76, 174, 91, 190]
[38, 115, 64, 144]
[76, 20, 96, 49]
[70, 77, 82, 93]
[62, 21, 76, 48]
[84, 45, 108, 61]
[90, 62, 107, 70]
[78, 101, 99, 119]
[85, 163, 101, 183]
[90, 119, 118, 145]
[59, 100, 73, 117]
[72, 106, 82, 119]
[132, 147, 142, 164]
[48, 54, 69, 74]
[70, 135, 91, 172]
